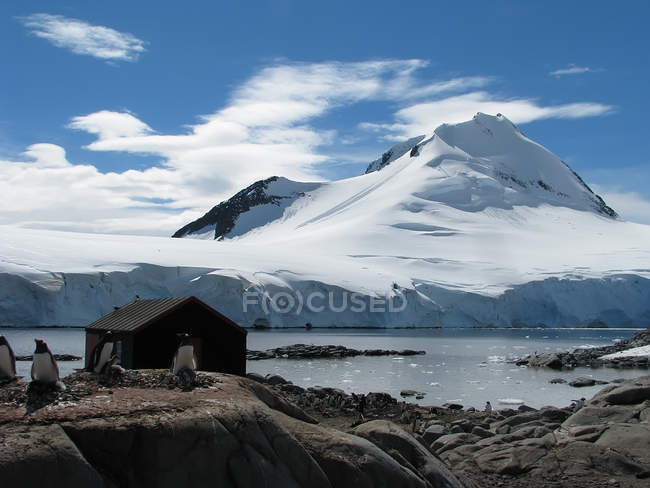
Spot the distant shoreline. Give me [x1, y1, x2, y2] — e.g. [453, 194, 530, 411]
[1, 325, 646, 331]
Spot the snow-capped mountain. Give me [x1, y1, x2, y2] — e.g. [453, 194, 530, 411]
[172, 177, 322, 240]
[1, 113, 649, 327]
[174, 113, 616, 242]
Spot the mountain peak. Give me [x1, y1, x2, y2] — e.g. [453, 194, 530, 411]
[172, 177, 322, 240]
[363, 112, 616, 218]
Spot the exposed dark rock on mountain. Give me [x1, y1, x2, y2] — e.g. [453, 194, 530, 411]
[172, 176, 320, 239]
[563, 163, 618, 217]
[364, 135, 426, 174]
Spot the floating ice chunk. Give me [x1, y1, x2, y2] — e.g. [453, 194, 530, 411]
[487, 355, 506, 363]
[600, 345, 650, 359]
[498, 398, 524, 405]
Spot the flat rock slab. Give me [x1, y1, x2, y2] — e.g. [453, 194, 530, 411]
[351, 420, 466, 488]
[596, 424, 650, 465]
[0, 424, 104, 487]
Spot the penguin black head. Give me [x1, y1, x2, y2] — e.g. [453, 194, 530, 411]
[0, 336, 8, 347]
[104, 331, 114, 342]
[177, 333, 191, 346]
[34, 339, 49, 353]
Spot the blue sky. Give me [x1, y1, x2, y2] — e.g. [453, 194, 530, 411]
[1, 0, 649, 234]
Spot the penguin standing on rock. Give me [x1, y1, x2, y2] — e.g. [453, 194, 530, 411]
[171, 334, 197, 374]
[31, 339, 65, 389]
[0, 336, 16, 381]
[89, 331, 118, 374]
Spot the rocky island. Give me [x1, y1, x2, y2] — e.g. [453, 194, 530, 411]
[247, 344, 425, 360]
[517, 329, 650, 370]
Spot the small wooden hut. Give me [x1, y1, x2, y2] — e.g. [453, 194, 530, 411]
[85, 297, 247, 375]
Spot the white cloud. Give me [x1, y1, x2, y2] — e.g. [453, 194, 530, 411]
[590, 185, 650, 225]
[69, 111, 153, 139]
[21, 143, 71, 168]
[549, 64, 600, 77]
[19, 13, 145, 62]
[369, 91, 615, 139]
[1, 60, 621, 235]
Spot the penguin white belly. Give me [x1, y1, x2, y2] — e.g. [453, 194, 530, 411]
[33, 353, 58, 382]
[94, 342, 114, 373]
[173, 345, 196, 374]
[0, 345, 13, 378]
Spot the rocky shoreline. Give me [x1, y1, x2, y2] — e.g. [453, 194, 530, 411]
[0, 369, 469, 488]
[516, 328, 650, 370]
[15, 353, 82, 361]
[1, 369, 650, 487]
[247, 343, 425, 360]
[248, 372, 650, 487]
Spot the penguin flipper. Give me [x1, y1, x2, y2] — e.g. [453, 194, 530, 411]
[192, 354, 198, 371]
[8, 344, 16, 377]
[30, 361, 36, 381]
[100, 354, 119, 375]
[49, 351, 60, 380]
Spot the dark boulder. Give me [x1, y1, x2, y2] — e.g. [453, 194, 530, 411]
[568, 377, 596, 387]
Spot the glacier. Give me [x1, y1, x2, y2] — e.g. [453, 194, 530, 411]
[1, 113, 649, 327]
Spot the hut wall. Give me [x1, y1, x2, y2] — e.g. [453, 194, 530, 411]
[130, 302, 246, 374]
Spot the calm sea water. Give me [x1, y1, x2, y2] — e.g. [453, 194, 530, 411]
[2, 327, 647, 409]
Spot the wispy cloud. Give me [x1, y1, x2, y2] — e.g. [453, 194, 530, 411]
[590, 184, 650, 225]
[363, 91, 615, 139]
[19, 13, 146, 62]
[0, 60, 621, 234]
[549, 64, 601, 77]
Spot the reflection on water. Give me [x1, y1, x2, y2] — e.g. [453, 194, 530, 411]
[1, 326, 646, 409]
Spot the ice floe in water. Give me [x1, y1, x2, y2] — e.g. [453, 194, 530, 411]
[487, 355, 506, 363]
[498, 398, 525, 405]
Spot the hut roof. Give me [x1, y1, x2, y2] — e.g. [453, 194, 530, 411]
[86, 296, 246, 334]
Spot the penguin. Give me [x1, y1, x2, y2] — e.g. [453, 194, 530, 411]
[484, 401, 492, 413]
[31, 339, 62, 386]
[171, 334, 197, 374]
[88, 331, 118, 374]
[572, 397, 586, 412]
[0, 336, 16, 380]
